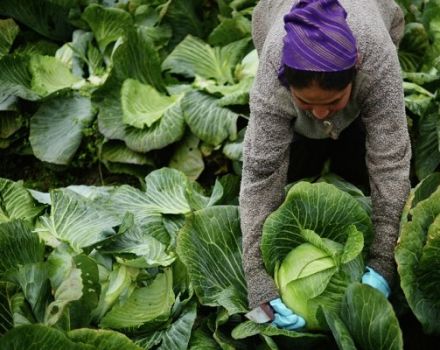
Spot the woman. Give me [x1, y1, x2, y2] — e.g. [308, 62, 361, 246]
[240, 0, 410, 329]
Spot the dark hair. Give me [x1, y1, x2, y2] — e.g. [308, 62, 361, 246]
[283, 65, 357, 90]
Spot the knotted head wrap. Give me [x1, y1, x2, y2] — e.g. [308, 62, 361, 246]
[278, 0, 357, 80]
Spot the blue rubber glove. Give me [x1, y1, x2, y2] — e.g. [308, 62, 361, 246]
[269, 298, 306, 330]
[361, 266, 391, 298]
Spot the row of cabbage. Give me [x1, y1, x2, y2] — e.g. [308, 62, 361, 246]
[1, 169, 415, 349]
[0, 0, 257, 180]
[2, 0, 440, 183]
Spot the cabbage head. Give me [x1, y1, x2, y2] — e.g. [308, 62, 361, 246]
[261, 182, 373, 330]
[275, 231, 364, 330]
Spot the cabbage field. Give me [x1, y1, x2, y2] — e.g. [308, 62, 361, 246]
[1, 0, 440, 349]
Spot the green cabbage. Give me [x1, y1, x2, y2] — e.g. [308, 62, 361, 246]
[275, 235, 363, 330]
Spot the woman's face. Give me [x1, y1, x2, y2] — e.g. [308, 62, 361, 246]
[290, 83, 352, 120]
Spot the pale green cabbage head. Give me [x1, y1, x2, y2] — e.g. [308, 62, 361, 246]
[275, 231, 364, 330]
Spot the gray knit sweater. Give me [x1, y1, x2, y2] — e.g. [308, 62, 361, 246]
[240, 0, 411, 309]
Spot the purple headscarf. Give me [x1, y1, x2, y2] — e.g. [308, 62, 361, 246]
[278, 0, 357, 81]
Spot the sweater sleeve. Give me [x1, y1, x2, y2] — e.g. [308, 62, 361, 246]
[360, 41, 411, 285]
[239, 54, 294, 309]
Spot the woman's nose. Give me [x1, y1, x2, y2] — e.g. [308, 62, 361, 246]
[312, 107, 330, 119]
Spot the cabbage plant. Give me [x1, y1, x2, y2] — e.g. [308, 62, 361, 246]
[262, 182, 373, 330]
[396, 173, 440, 334]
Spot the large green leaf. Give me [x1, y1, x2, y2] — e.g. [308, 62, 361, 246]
[82, 4, 133, 52]
[29, 93, 95, 165]
[38, 189, 120, 250]
[0, 220, 44, 274]
[396, 186, 440, 334]
[417, 215, 440, 303]
[403, 82, 434, 117]
[0, 55, 40, 101]
[421, 0, 440, 68]
[91, 264, 138, 322]
[261, 182, 372, 274]
[169, 132, 204, 181]
[0, 95, 17, 111]
[68, 328, 142, 350]
[208, 14, 251, 46]
[161, 0, 206, 48]
[121, 79, 182, 129]
[231, 320, 327, 345]
[399, 22, 429, 72]
[188, 328, 220, 350]
[101, 140, 155, 178]
[29, 56, 80, 97]
[0, 19, 19, 58]
[135, 301, 198, 350]
[177, 206, 247, 314]
[0, 0, 77, 41]
[321, 307, 356, 350]
[100, 214, 175, 268]
[6, 263, 50, 323]
[182, 91, 238, 146]
[100, 270, 174, 329]
[45, 246, 98, 327]
[340, 283, 403, 350]
[101, 141, 154, 167]
[0, 324, 92, 350]
[143, 168, 191, 214]
[415, 111, 440, 180]
[108, 168, 191, 216]
[0, 178, 43, 223]
[162, 36, 249, 84]
[0, 112, 22, 139]
[0, 282, 14, 335]
[112, 28, 165, 92]
[96, 79, 185, 152]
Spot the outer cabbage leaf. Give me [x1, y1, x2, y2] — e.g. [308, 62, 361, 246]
[340, 284, 403, 350]
[0, 112, 22, 139]
[414, 112, 440, 180]
[0, 178, 43, 223]
[82, 4, 133, 51]
[182, 91, 238, 146]
[161, 0, 206, 49]
[0, 55, 40, 101]
[100, 213, 175, 268]
[208, 14, 251, 46]
[396, 185, 440, 334]
[121, 79, 181, 129]
[0, 220, 45, 274]
[0, 0, 77, 41]
[261, 182, 372, 274]
[29, 56, 80, 97]
[112, 28, 165, 92]
[29, 93, 95, 165]
[169, 132, 204, 181]
[134, 301, 197, 350]
[107, 168, 191, 217]
[162, 36, 249, 84]
[0, 324, 92, 350]
[0, 19, 19, 58]
[399, 22, 429, 72]
[96, 78, 185, 152]
[100, 270, 174, 329]
[37, 189, 120, 250]
[101, 140, 155, 178]
[177, 206, 247, 314]
[68, 328, 142, 350]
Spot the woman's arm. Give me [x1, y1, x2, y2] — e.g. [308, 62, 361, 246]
[361, 42, 411, 285]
